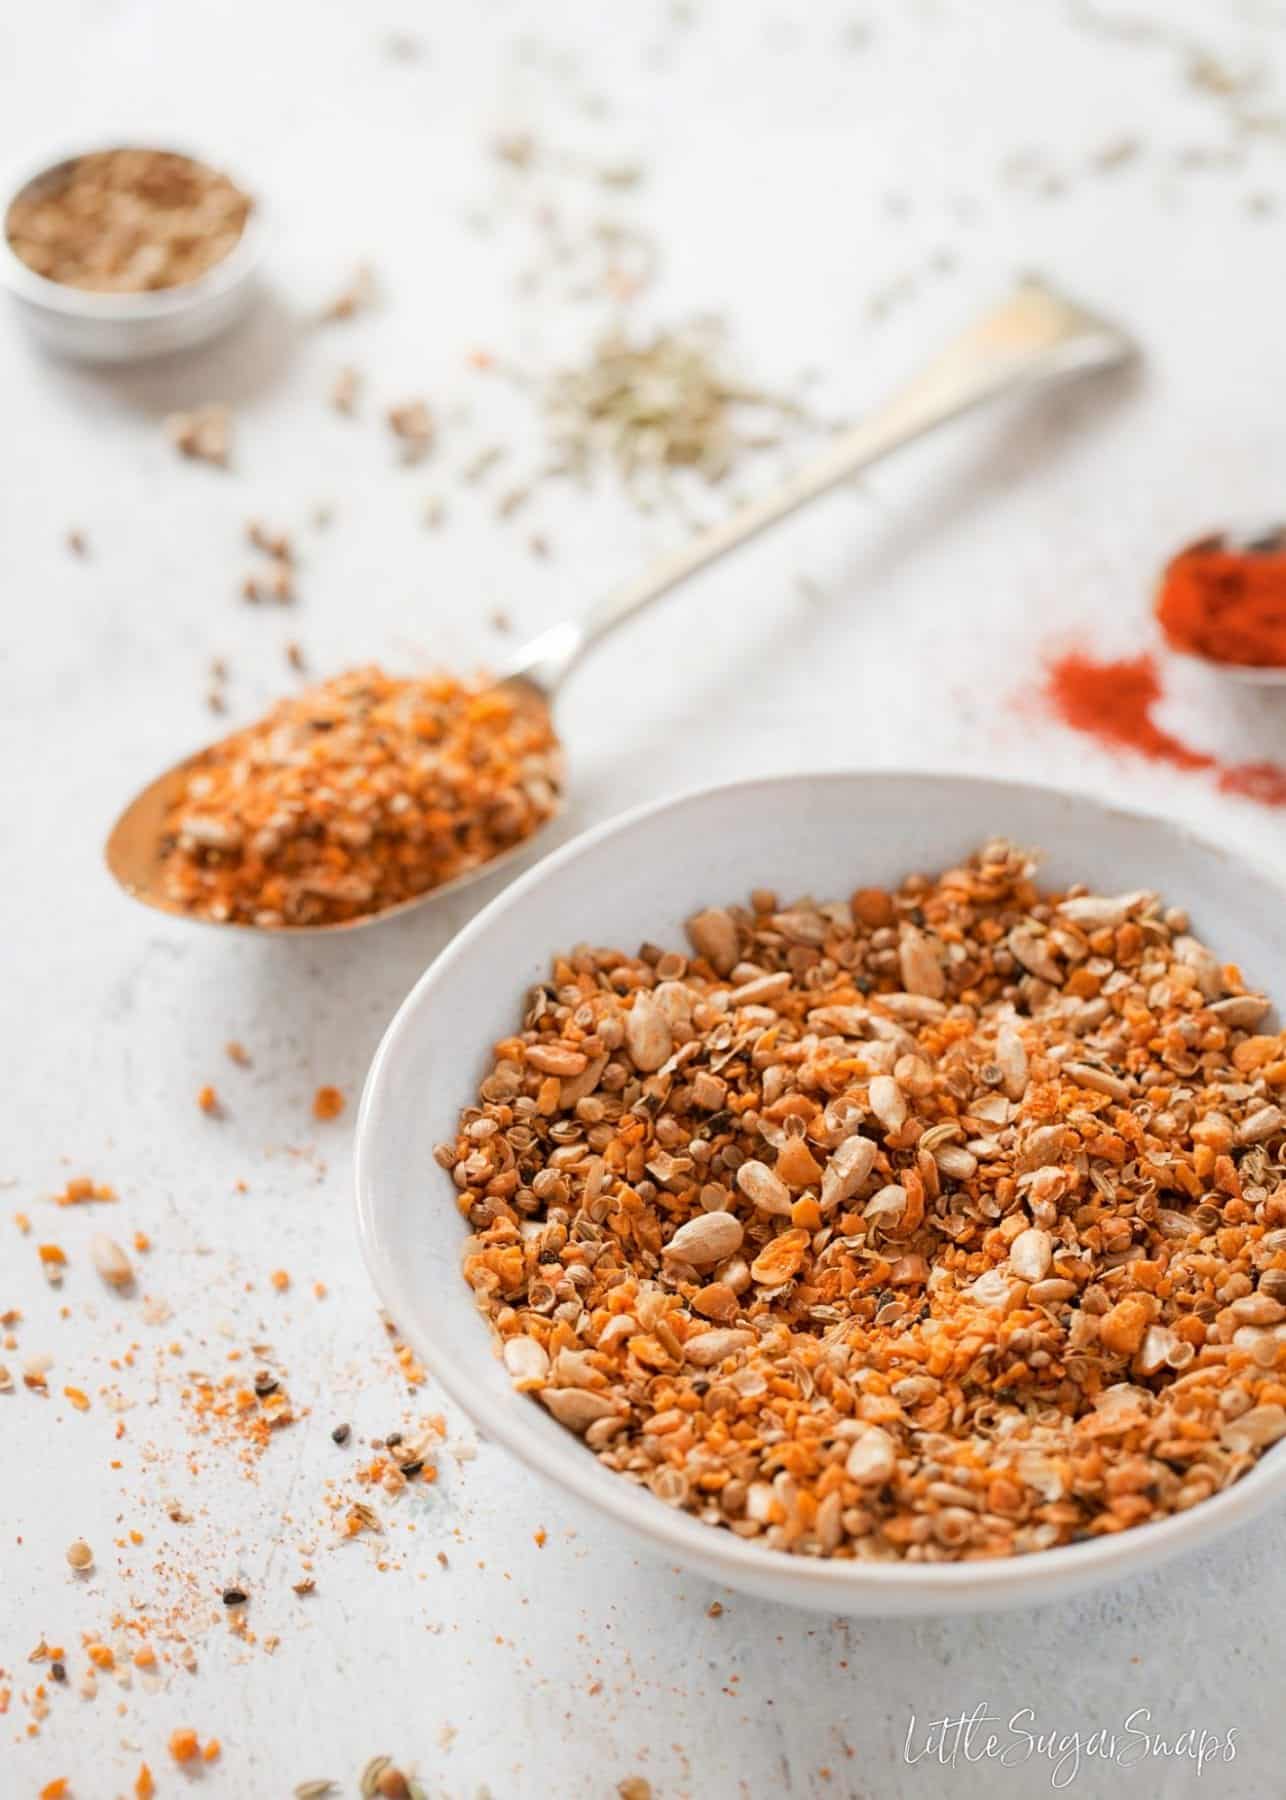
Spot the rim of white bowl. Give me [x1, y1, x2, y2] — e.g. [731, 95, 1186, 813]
[0, 137, 266, 320]
[355, 769, 1286, 1603]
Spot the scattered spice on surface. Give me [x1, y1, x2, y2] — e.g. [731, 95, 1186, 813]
[387, 399, 434, 463]
[546, 322, 799, 492]
[157, 666, 562, 927]
[247, 520, 293, 562]
[313, 1085, 345, 1122]
[168, 1728, 201, 1764]
[1156, 536, 1286, 668]
[1046, 650, 1212, 773]
[197, 1084, 222, 1116]
[89, 1233, 134, 1289]
[331, 366, 360, 414]
[165, 404, 231, 468]
[6, 149, 251, 292]
[1045, 649, 1286, 807]
[55, 1176, 115, 1206]
[449, 840, 1286, 1561]
[242, 529, 296, 605]
[38, 1243, 67, 1284]
[319, 263, 377, 323]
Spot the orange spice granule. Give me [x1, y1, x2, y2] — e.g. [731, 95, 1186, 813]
[133, 1231, 151, 1253]
[312, 1084, 345, 1121]
[168, 1728, 200, 1763]
[135, 1765, 155, 1800]
[269, 1269, 290, 1292]
[14, 1212, 31, 1234]
[225, 1040, 251, 1066]
[196, 1084, 221, 1115]
[202, 1738, 221, 1762]
[55, 1177, 116, 1206]
[453, 839, 1286, 1564]
[38, 1245, 67, 1266]
[39, 1779, 69, 1799]
[156, 665, 563, 927]
[62, 1387, 90, 1412]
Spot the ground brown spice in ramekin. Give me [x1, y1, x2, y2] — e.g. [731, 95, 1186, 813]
[6, 149, 251, 292]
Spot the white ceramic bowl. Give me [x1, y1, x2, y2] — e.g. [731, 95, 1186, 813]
[0, 140, 265, 363]
[356, 771, 1286, 1615]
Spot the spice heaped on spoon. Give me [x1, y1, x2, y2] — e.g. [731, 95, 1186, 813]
[117, 668, 563, 930]
[1155, 526, 1286, 683]
[106, 278, 1136, 933]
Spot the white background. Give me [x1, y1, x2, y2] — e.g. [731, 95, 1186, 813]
[3, 2, 1286, 1796]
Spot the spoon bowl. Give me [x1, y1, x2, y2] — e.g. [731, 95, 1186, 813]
[104, 676, 565, 935]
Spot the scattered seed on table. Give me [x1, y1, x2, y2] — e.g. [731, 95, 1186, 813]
[66, 1539, 93, 1570]
[89, 1234, 133, 1289]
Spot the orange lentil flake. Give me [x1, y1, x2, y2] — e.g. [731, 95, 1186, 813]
[157, 665, 563, 927]
[312, 1084, 345, 1121]
[55, 1177, 116, 1205]
[168, 1728, 200, 1763]
[447, 840, 1286, 1562]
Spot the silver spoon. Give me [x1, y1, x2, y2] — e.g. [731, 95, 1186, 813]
[106, 276, 1136, 934]
[1159, 524, 1286, 688]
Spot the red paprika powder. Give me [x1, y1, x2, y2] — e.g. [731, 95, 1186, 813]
[1046, 651, 1213, 772]
[1156, 539, 1286, 668]
[1045, 648, 1286, 806]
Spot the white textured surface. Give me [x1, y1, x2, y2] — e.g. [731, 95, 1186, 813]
[3, 2, 1286, 1797]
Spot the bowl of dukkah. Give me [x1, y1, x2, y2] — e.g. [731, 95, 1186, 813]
[356, 772, 1286, 1614]
[1, 141, 263, 360]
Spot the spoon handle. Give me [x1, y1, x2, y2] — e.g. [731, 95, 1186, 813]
[505, 278, 1136, 695]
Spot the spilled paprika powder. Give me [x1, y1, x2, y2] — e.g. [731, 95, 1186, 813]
[1045, 649, 1286, 806]
[1156, 536, 1286, 668]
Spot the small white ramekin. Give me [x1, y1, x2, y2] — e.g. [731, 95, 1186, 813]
[0, 140, 266, 363]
